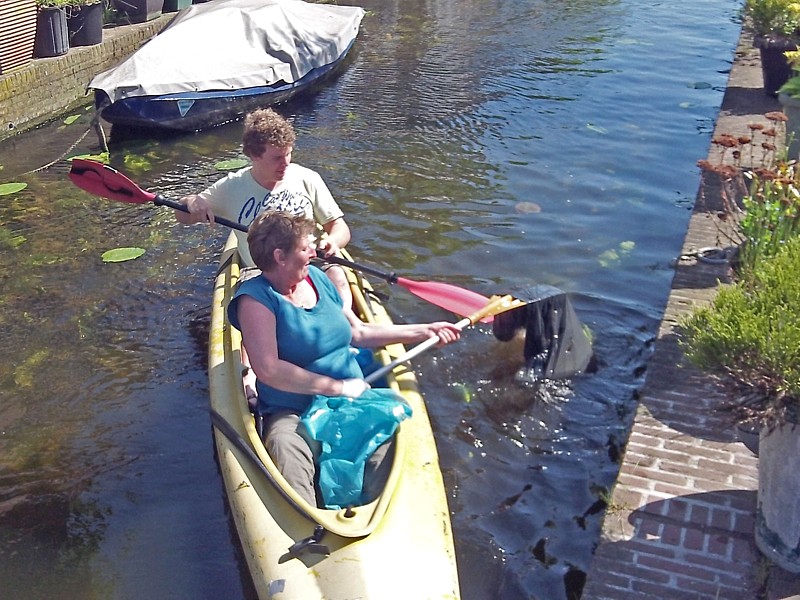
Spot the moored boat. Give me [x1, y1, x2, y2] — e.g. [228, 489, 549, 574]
[89, 0, 365, 133]
[208, 231, 462, 599]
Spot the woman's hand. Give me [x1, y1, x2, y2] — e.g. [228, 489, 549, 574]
[427, 322, 462, 346]
[340, 378, 370, 398]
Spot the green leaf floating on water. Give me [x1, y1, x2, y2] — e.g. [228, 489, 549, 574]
[215, 158, 249, 170]
[102, 247, 146, 263]
[598, 240, 636, 267]
[0, 182, 28, 195]
[124, 155, 152, 171]
[63, 115, 80, 125]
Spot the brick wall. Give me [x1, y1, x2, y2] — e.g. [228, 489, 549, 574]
[0, 15, 170, 142]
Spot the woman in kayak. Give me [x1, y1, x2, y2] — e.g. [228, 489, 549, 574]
[227, 210, 461, 506]
[177, 108, 352, 404]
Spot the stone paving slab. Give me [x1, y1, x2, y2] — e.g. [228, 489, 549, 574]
[582, 27, 800, 600]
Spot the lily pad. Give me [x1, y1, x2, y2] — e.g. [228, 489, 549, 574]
[215, 158, 249, 171]
[0, 182, 27, 195]
[101, 247, 146, 263]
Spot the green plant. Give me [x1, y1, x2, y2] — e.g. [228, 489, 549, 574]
[36, 0, 103, 7]
[744, 0, 800, 37]
[738, 161, 800, 274]
[696, 111, 797, 274]
[779, 49, 800, 96]
[680, 235, 800, 428]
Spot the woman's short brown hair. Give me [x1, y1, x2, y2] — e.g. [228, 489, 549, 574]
[247, 210, 315, 270]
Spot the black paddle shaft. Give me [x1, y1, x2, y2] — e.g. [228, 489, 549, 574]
[320, 253, 399, 285]
[159, 198, 394, 283]
[157, 193, 398, 284]
[154, 195, 248, 233]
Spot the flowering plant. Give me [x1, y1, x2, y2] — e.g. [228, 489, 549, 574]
[684, 111, 800, 429]
[695, 111, 797, 275]
[745, 0, 800, 39]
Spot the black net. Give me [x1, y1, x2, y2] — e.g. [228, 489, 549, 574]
[492, 284, 595, 380]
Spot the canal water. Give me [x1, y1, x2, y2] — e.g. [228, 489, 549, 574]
[0, 0, 743, 598]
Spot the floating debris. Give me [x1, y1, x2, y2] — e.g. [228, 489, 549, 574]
[515, 201, 542, 213]
[586, 123, 608, 135]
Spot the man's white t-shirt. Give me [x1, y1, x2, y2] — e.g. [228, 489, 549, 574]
[199, 163, 344, 266]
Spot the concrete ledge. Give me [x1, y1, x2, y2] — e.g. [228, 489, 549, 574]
[0, 14, 172, 141]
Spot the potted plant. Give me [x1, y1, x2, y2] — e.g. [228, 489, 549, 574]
[683, 136, 800, 573]
[65, 0, 105, 47]
[163, 0, 190, 12]
[744, 0, 800, 95]
[112, 0, 163, 23]
[34, 0, 70, 58]
[681, 237, 800, 574]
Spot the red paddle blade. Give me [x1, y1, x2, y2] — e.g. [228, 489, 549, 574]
[69, 159, 156, 204]
[396, 277, 495, 323]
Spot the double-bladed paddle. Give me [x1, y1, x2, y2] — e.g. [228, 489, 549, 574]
[68, 158, 494, 321]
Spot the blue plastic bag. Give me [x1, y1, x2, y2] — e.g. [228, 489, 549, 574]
[301, 388, 412, 509]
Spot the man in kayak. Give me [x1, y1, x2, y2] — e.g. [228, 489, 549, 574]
[227, 211, 461, 506]
[175, 107, 351, 293]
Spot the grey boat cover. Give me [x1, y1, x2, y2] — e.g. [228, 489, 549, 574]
[90, 0, 365, 103]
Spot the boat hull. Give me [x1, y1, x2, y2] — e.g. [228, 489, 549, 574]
[209, 232, 461, 599]
[96, 47, 353, 133]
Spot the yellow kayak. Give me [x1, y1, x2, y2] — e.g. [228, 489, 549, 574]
[208, 231, 461, 599]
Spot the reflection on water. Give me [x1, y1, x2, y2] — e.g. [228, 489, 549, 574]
[0, 0, 742, 598]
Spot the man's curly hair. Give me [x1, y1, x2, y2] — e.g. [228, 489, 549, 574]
[242, 108, 297, 158]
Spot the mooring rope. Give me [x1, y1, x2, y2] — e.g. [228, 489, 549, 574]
[22, 110, 109, 175]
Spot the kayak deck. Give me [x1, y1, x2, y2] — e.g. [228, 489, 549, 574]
[208, 232, 461, 599]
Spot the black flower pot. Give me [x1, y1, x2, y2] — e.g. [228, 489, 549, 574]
[163, 0, 191, 11]
[113, 0, 164, 24]
[67, 2, 104, 47]
[754, 34, 798, 97]
[33, 6, 69, 58]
